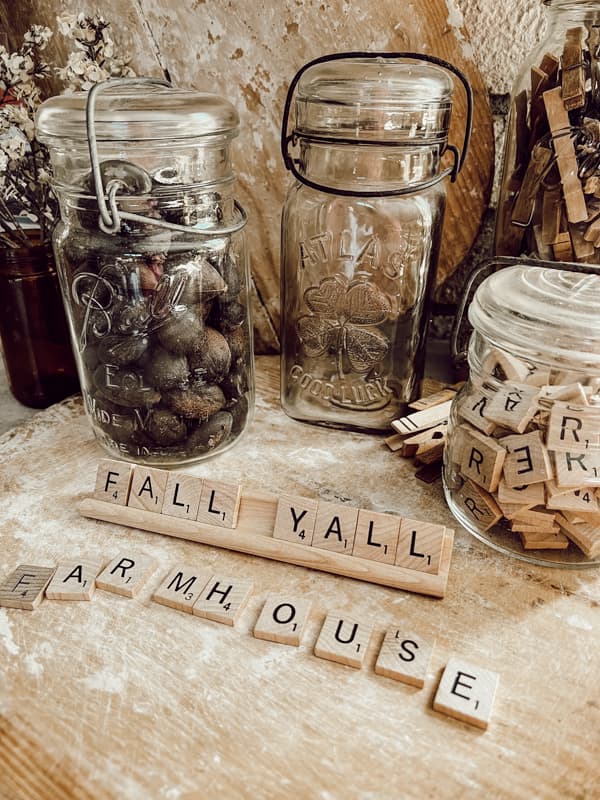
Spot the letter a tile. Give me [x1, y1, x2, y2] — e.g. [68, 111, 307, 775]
[374, 628, 434, 688]
[311, 501, 359, 554]
[253, 594, 312, 646]
[192, 576, 254, 626]
[45, 558, 104, 601]
[96, 552, 158, 598]
[433, 657, 500, 730]
[273, 494, 318, 546]
[0, 565, 55, 610]
[127, 466, 169, 513]
[314, 612, 373, 669]
[152, 565, 213, 613]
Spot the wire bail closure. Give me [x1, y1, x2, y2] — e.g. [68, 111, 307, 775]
[280, 51, 473, 198]
[85, 77, 247, 237]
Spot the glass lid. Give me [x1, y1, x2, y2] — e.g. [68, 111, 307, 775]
[469, 265, 600, 369]
[36, 84, 239, 142]
[294, 57, 453, 142]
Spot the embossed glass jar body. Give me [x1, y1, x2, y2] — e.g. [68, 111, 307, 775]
[280, 56, 462, 431]
[37, 85, 253, 465]
[444, 264, 600, 567]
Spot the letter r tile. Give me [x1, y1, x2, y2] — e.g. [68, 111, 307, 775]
[433, 657, 500, 730]
[96, 552, 158, 598]
[273, 494, 318, 546]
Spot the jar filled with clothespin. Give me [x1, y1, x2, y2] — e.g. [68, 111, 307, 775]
[496, 0, 600, 262]
[36, 79, 254, 465]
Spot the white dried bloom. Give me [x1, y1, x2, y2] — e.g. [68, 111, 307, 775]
[5, 106, 35, 140]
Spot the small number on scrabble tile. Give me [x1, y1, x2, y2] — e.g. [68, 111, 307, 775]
[273, 494, 318, 545]
[314, 612, 373, 669]
[312, 501, 359, 554]
[127, 467, 169, 512]
[374, 628, 434, 688]
[192, 576, 253, 626]
[94, 459, 133, 505]
[96, 552, 158, 598]
[196, 480, 242, 528]
[253, 594, 312, 646]
[433, 657, 499, 730]
[0, 565, 55, 610]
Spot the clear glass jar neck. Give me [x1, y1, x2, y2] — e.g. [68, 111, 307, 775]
[297, 138, 442, 193]
[545, 0, 600, 24]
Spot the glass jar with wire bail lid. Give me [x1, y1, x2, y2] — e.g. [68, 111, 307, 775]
[280, 52, 472, 431]
[444, 258, 600, 568]
[36, 78, 253, 465]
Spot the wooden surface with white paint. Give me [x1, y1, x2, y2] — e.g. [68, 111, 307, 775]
[0, 356, 599, 799]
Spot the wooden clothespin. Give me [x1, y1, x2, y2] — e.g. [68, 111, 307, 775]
[511, 146, 553, 226]
[562, 27, 586, 111]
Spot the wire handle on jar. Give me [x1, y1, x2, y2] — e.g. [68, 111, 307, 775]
[281, 51, 473, 198]
[85, 77, 248, 237]
[451, 256, 600, 367]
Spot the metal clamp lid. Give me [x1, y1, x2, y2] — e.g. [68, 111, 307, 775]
[86, 77, 247, 237]
[281, 51, 473, 198]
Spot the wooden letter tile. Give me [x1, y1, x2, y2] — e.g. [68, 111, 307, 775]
[519, 530, 569, 550]
[0, 565, 55, 610]
[547, 402, 600, 453]
[433, 657, 500, 730]
[502, 431, 553, 487]
[196, 480, 242, 528]
[458, 389, 496, 435]
[546, 481, 600, 513]
[482, 348, 530, 383]
[162, 473, 203, 520]
[45, 558, 104, 601]
[483, 383, 539, 433]
[311, 501, 359, 554]
[127, 466, 169, 513]
[152, 565, 213, 613]
[96, 552, 158, 598]
[454, 480, 503, 531]
[556, 514, 600, 559]
[395, 518, 445, 574]
[192, 576, 253, 626]
[94, 458, 133, 505]
[273, 494, 318, 546]
[352, 509, 400, 564]
[374, 628, 434, 688]
[553, 450, 600, 488]
[457, 426, 506, 492]
[253, 594, 312, 646]
[497, 478, 545, 507]
[314, 612, 373, 669]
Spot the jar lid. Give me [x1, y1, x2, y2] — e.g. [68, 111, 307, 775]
[294, 57, 453, 143]
[469, 265, 600, 369]
[36, 84, 239, 142]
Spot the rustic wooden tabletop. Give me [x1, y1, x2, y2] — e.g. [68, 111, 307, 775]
[0, 356, 598, 800]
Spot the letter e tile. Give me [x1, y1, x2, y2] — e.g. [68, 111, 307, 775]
[433, 657, 500, 730]
[313, 612, 373, 669]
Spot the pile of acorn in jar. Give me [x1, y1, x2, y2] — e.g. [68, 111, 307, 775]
[66, 159, 251, 462]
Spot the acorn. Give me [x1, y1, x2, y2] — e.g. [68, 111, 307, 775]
[146, 408, 188, 446]
[143, 346, 189, 391]
[187, 411, 233, 451]
[97, 334, 150, 366]
[188, 326, 232, 383]
[165, 384, 226, 420]
[167, 252, 227, 304]
[157, 309, 205, 356]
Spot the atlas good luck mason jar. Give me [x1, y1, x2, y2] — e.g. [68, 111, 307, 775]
[496, 0, 600, 262]
[444, 259, 600, 567]
[36, 78, 253, 466]
[280, 52, 472, 431]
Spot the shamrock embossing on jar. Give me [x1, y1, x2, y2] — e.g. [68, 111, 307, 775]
[280, 52, 472, 430]
[36, 79, 254, 465]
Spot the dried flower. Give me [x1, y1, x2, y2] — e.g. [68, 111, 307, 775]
[0, 16, 135, 248]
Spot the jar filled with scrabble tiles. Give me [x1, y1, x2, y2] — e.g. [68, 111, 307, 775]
[280, 53, 472, 431]
[495, 0, 600, 262]
[36, 79, 253, 466]
[444, 262, 600, 567]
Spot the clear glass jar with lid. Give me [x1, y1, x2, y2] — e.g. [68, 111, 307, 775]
[496, 0, 600, 262]
[36, 79, 253, 466]
[280, 52, 472, 431]
[444, 259, 600, 567]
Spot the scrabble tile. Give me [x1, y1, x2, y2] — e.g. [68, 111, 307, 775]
[502, 431, 553, 488]
[547, 402, 600, 453]
[374, 628, 434, 688]
[273, 494, 318, 546]
[552, 450, 600, 488]
[94, 458, 133, 505]
[457, 389, 496, 435]
[311, 501, 359, 554]
[96, 552, 158, 598]
[519, 530, 569, 550]
[314, 612, 373, 669]
[192, 576, 253, 626]
[483, 383, 539, 433]
[352, 509, 400, 564]
[0, 565, 55, 610]
[482, 348, 530, 382]
[497, 478, 545, 507]
[457, 425, 506, 492]
[454, 480, 503, 531]
[127, 466, 169, 513]
[45, 558, 104, 601]
[409, 388, 456, 411]
[395, 518, 445, 574]
[253, 594, 312, 646]
[546, 481, 600, 514]
[556, 514, 600, 559]
[510, 508, 558, 531]
[162, 473, 204, 520]
[196, 480, 242, 528]
[433, 657, 500, 730]
[152, 565, 213, 613]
